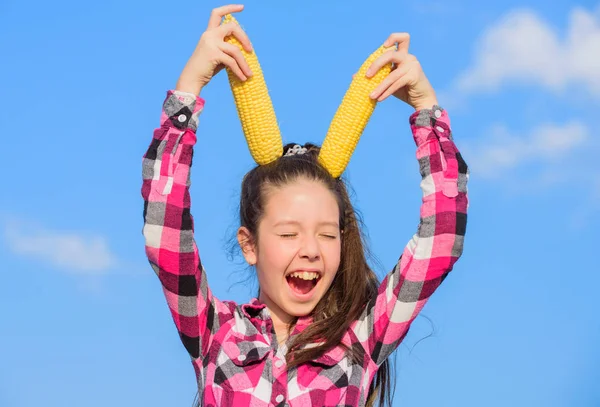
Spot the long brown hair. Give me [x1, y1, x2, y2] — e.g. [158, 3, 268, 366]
[237, 142, 393, 407]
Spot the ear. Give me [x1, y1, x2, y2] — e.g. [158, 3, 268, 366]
[237, 226, 257, 266]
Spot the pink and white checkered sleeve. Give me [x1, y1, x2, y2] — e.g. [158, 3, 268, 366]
[141, 90, 234, 360]
[352, 106, 469, 366]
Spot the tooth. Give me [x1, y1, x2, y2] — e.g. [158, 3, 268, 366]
[288, 271, 320, 280]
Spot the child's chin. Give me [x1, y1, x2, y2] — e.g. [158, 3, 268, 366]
[284, 301, 318, 317]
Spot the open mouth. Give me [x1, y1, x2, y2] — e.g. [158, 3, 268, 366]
[286, 271, 321, 296]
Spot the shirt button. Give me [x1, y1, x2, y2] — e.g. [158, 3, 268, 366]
[275, 395, 284, 403]
[275, 359, 284, 368]
[434, 109, 442, 118]
[237, 355, 246, 361]
[178, 114, 187, 123]
[436, 126, 445, 133]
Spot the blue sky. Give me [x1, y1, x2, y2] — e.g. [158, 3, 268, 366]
[1, 0, 599, 406]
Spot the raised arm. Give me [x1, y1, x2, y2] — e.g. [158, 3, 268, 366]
[141, 90, 236, 360]
[353, 105, 468, 365]
[350, 33, 469, 365]
[141, 5, 255, 360]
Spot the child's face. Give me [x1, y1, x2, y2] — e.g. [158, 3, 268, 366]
[242, 178, 342, 322]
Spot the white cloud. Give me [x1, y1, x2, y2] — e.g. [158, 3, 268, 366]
[464, 121, 588, 179]
[3, 219, 118, 274]
[455, 6, 600, 97]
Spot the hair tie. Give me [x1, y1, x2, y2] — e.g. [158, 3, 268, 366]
[284, 144, 308, 157]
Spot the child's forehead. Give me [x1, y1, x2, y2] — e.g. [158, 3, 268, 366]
[261, 180, 340, 221]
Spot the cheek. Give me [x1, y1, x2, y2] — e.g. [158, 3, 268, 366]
[256, 235, 294, 271]
[324, 240, 342, 272]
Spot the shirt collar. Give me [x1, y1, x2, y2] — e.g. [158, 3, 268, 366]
[241, 298, 314, 326]
[241, 298, 269, 320]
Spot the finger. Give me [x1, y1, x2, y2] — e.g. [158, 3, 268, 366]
[220, 42, 253, 77]
[365, 50, 408, 78]
[369, 65, 410, 99]
[207, 4, 244, 28]
[221, 53, 248, 81]
[379, 73, 414, 102]
[219, 21, 253, 52]
[383, 32, 410, 53]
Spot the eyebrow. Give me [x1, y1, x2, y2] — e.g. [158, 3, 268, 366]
[273, 220, 340, 228]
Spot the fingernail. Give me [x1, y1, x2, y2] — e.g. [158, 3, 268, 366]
[369, 92, 376, 99]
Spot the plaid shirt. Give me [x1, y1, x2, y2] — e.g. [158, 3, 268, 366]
[141, 90, 469, 407]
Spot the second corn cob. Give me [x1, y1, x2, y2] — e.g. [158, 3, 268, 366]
[318, 45, 394, 178]
[222, 14, 283, 165]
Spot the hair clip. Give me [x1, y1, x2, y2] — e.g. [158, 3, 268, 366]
[284, 144, 308, 157]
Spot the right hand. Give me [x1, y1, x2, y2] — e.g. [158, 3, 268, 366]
[175, 4, 253, 96]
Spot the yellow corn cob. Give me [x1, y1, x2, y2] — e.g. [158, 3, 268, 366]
[222, 14, 283, 165]
[318, 45, 394, 178]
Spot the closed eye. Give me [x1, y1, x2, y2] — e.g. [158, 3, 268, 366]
[321, 234, 338, 239]
[280, 233, 297, 238]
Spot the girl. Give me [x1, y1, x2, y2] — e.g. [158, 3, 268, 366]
[141, 4, 469, 407]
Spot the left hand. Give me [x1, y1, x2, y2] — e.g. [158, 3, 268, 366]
[365, 33, 438, 110]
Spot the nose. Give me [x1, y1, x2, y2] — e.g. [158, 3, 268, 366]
[298, 235, 320, 261]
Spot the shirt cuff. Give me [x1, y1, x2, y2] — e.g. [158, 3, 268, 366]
[160, 90, 205, 132]
[409, 105, 451, 147]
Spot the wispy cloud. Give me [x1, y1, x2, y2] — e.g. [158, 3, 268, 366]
[454, 6, 600, 98]
[463, 121, 589, 179]
[3, 218, 118, 274]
